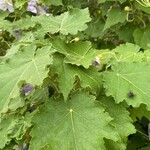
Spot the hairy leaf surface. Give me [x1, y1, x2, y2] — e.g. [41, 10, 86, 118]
[103, 62, 150, 110]
[0, 45, 53, 113]
[29, 91, 119, 150]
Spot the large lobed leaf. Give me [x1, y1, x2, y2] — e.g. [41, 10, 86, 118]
[51, 53, 102, 100]
[29, 91, 119, 150]
[52, 40, 96, 68]
[32, 8, 91, 36]
[103, 62, 150, 110]
[0, 45, 53, 114]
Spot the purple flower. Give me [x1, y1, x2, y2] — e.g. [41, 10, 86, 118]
[27, 0, 38, 14]
[27, 0, 49, 15]
[21, 83, 34, 96]
[0, 0, 14, 13]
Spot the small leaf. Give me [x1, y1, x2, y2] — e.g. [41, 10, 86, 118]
[104, 8, 126, 31]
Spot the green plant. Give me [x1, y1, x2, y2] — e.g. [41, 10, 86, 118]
[0, 0, 150, 149]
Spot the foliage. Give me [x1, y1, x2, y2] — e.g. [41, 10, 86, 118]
[0, 0, 150, 149]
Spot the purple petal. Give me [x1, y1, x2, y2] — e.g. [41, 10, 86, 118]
[21, 83, 34, 96]
[27, 5, 37, 14]
[27, 0, 38, 14]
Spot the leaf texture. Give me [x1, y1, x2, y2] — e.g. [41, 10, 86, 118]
[32, 8, 91, 36]
[29, 91, 119, 150]
[51, 53, 102, 100]
[103, 62, 150, 110]
[52, 40, 96, 68]
[0, 45, 53, 113]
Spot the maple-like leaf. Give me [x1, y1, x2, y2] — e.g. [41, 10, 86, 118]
[111, 43, 143, 63]
[101, 97, 136, 150]
[32, 8, 91, 36]
[51, 53, 102, 100]
[103, 62, 150, 110]
[52, 40, 96, 68]
[29, 91, 119, 150]
[0, 45, 53, 114]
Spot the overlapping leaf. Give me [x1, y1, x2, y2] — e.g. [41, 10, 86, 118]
[51, 53, 102, 100]
[32, 8, 91, 36]
[52, 40, 96, 68]
[101, 97, 136, 150]
[103, 62, 150, 110]
[29, 91, 119, 150]
[133, 27, 150, 49]
[0, 114, 32, 149]
[104, 8, 126, 31]
[0, 45, 53, 113]
[39, 0, 63, 6]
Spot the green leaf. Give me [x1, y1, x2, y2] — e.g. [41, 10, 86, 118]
[101, 97, 136, 150]
[29, 91, 119, 150]
[117, 24, 135, 42]
[103, 62, 150, 110]
[51, 53, 102, 100]
[133, 27, 150, 49]
[111, 43, 143, 63]
[32, 8, 91, 36]
[0, 45, 53, 114]
[104, 8, 126, 31]
[0, 114, 32, 149]
[96, 43, 142, 67]
[98, 0, 126, 4]
[52, 40, 96, 68]
[85, 19, 105, 38]
[1, 32, 35, 60]
[130, 104, 150, 122]
[39, 0, 63, 6]
[14, 1, 27, 8]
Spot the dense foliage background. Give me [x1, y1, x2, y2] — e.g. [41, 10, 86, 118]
[0, 0, 150, 149]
